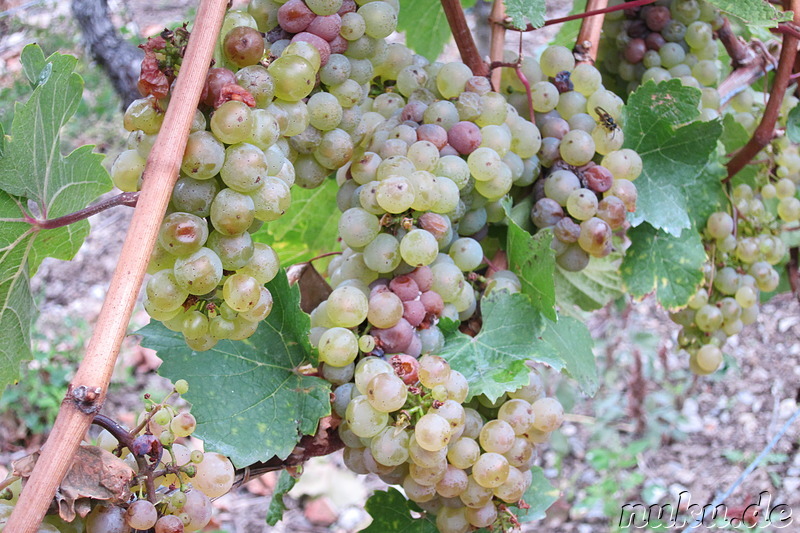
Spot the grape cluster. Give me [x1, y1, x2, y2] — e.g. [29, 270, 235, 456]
[0, 381, 236, 533]
[498, 47, 642, 271]
[335, 356, 563, 532]
[672, 183, 787, 373]
[600, 0, 724, 117]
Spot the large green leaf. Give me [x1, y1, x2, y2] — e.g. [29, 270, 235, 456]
[707, 0, 792, 26]
[554, 254, 624, 316]
[0, 45, 112, 394]
[397, 0, 476, 61]
[441, 291, 597, 400]
[253, 178, 339, 265]
[536, 315, 597, 397]
[363, 488, 438, 533]
[504, 0, 546, 30]
[506, 223, 556, 321]
[440, 291, 546, 402]
[624, 80, 722, 236]
[139, 270, 331, 467]
[0, 192, 35, 393]
[0, 45, 111, 250]
[620, 223, 706, 309]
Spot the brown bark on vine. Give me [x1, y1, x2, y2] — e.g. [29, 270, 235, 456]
[71, 0, 144, 108]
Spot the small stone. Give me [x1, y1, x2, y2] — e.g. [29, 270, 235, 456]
[304, 497, 338, 526]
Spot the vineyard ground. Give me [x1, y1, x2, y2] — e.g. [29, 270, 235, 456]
[0, 1, 799, 532]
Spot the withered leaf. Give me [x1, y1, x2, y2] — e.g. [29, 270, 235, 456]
[14, 446, 134, 522]
[286, 262, 331, 313]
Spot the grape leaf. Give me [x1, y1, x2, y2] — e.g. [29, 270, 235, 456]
[504, 0, 546, 30]
[552, 0, 588, 48]
[554, 254, 624, 316]
[620, 223, 706, 309]
[266, 470, 299, 526]
[516, 466, 560, 522]
[0, 45, 112, 395]
[721, 112, 751, 153]
[536, 315, 597, 397]
[139, 270, 331, 467]
[363, 488, 437, 533]
[624, 80, 723, 236]
[787, 104, 800, 143]
[0, 45, 111, 250]
[440, 291, 546, 402]
[706, 0, 792, 27]
[441, 290, 600, 401]
[506, 223, 557, 321]
[253, 178, 339, 265]
[397, 0, 476, 61]
[0, 192, 36, 394]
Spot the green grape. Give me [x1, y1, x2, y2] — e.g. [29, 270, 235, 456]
[307, 92, 343, 131]
[210, 188, 255, 235]
[222, 273, 262, 312]
[531, 397, 564, 432]
[123, 96, 164, 134]
[339, 207, 381, 248]
[326, 285, 369, 327]
[346, 395, 389, 438]
[172, 176, 220, 218]
[367, 291, 404, 328]
[472, 452, 509, 488]
[696, 344, 723, 373]
[220, 142, 269, 193]
[706, 211, 733, 239]
[111, 149, 146, 192]
[437, 62, 473, 99]
[268, 55, 317, 101]
[400, 229, 439, 267]
[250, 176, 291, 221]
[239, 243, 280, 284]
[540, 45, 575, 77]
[235, 65, 274, 108]
[206, 231, 253, 270]
[448, 237, 483, 272]
[366, 373, 408, 412]
[363, 233, 402, 273]
[173, 247, 224, 295]
[414, 413, 452, 451]
[358, 1, 397, 39]
[559, 129, 596, 166]
[239, 286, 274, 321]
[210, 100, 254, 145]
[376, 176, 415, 213]
[695, 304, 723, 332]
[158, 212, 209, 257]
[531, 81, 559, 113]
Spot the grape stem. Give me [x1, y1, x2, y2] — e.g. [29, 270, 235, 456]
[717, 17, 757, 69]
[92, 413, 158, 504]
[3, 0, 228, 529]
[488, 57, 535, 121]
[726, 0, 800, 182]
[492, 0, 657, 32]
[440, 0, 489, 77]
[575, 0, 609, 64]
[22, 192, 139, 230]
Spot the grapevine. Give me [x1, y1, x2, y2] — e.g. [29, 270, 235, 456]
[0, 0, 799, 532]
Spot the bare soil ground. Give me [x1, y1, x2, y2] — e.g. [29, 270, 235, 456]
[1, 1, 799, 532]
